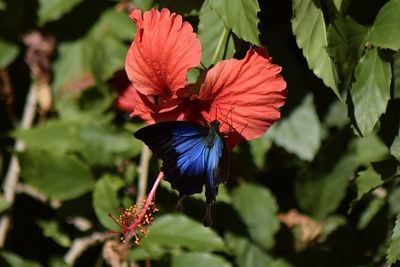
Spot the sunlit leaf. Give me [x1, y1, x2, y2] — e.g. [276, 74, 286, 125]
[19, 151, 95, 201]
[93, 175, 124, 230]
[91, 9, 135, 42]
[171, 252, 231, 267]
[231, 184, 279, 250]
[38, 0, 84, 26]
[37, 220, 71, 247]
[350, 48, 391, 136]
[291, 0, 340, 98]
[370, 0, 400, 51]
[209, 0, 261, 46]
[391, 136, 400, 161]
[355, 166, 383, 200]
[226, 233, 274, 267]
[351, 133, 389, 166]
[0, 39, 19, 69]
[387, 213, 400, 265]
[0, 251, 42, 267]
[198, 0, 235, 67]
[140, 214, 225, 251]
[268, 95, 321, 161]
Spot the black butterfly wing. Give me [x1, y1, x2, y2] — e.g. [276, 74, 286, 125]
[134, 121, 210, 197]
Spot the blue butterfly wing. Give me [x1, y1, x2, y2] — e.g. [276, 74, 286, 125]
[134, 121, 229, 225]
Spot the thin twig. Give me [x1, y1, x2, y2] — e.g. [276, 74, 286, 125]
[0, 84, 37, 247]
[136, 145, 152, 202]
[64, 232, 110, 265]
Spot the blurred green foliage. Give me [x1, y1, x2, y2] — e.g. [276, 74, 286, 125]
[0, 0, 400, 266]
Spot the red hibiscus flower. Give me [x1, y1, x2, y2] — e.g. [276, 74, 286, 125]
[118, 8, 286, 148]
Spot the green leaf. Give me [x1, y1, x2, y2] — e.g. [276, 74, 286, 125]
[93, 175, 124, 230]
[268, 95, 321, 161]
[350, 48, 392, 136]
[91, 35, 126, 82]
[171, 252, 232, 267]
[231, 184, 279, 250]
[358, 197, 385, 230]
[53, 39, 95, 97]
[38, 0, 84, 26]
[209, 0, 261, 46]
[351, 133, 389, 166]
[140, 214, 225, 251]
[321, 215, 347, 240]
[92, 9, 135, 42]
[0, 251, 42, 267]
[387, 213, 400, 265]
[270, 259, 294, 267]
[128, 241, 166, 261]
[226, 233, 274, 267]
[0, 0, 6, 10]
[250, 135, 273, 169]
[14, 121, 81, 154]
[327, 15, 368, 91]
[324, 100, 348, 128]
[390, 136, 400, 161]
[355, 166, 383, 200]
[19, 151, 95, 201]
[370, 0, 400, 51]
[394, 52, 400, 99]
[291, 0, 340, 98]
[0, 39, 19, 69]
[296, 154, 357, 219]
[198, 0, 235, 67]
[37, 220, 71, 247]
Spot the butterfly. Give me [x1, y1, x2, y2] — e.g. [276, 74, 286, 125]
[134, 120, 229, 226]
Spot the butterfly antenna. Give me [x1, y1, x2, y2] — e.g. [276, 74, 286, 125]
[219, 106, 235, 131]
[239, 122, 248, 135]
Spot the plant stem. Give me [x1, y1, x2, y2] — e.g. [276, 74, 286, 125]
[137, 145, 152, 202]
[0, 84, 37, 247]
[210, 26, 228, 65]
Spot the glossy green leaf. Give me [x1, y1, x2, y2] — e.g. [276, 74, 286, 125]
[370, 0, 400, 51]
[391, 136, 400, 161]
[268, 95, 321, 161]
[358, 197, 385, 229]
[296, 154, 357, 219]
[291, 0, 340, 98]
[209, 0, 261, 46]
[198, 0, 235, 67]
[38, 0, 84, 26]
[93, 175, 124, 230]
[19, 151, 95, 201]
[350, 48, 391, 136]
[327, 15, 368, 91]
[226, 233, 273, 267]
[387, 213, 400, 265]
[231, 184, 279, 250]
[171, 252, 231, 267]
[37, 220, 71, 247]
[140, 214, 225, 251]
[0, 39, 19, 69]
[0, 251, 42, 267]
[355, 166, 383, 200]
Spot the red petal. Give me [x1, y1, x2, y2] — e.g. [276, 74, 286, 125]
[197, 48, 287, 141]
[125, 8, 201, 98]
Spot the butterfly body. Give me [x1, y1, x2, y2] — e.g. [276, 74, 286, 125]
[134, 120, 229, 226]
